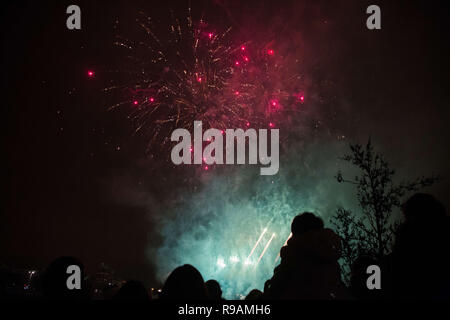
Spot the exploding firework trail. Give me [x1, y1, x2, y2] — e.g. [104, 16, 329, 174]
[255, 233, 276, 267]
[106, 7, 305, 155]
[246, 213, 280, 262]
[246, 228, 267, 261]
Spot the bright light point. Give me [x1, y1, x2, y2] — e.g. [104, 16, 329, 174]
[87, 70, 94, 77]
[149, 97, 154, 102]
[235, 61, 239, 66]
[217, 257, 226, 268]
[221, 130, 224, 134]
[294, 93, 305, 102]
[230, 256, 239, 263]
[244, 56, 249, 62]
[204, 166, 209, 170]
[208, 33, 213, 39]
[133, 100, 138, 105]
[269, 122, 274, 127]
[267, 49, 274, 55]
[235, 91, 239, 95]
[241, 46, 245, 51]
[197, 77, 202, 83]
[246, 122, 250, 127]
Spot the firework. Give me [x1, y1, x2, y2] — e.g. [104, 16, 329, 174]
[246, 228, 267, 261]
[255, 233, 276, 267]
[105, 6, 305, 154]
[274, 232, 292, 264]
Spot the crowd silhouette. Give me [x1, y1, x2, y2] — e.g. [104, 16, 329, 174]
[1, 193, 449, 300]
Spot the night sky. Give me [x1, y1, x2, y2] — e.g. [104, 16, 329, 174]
[2, 0, 450, 291]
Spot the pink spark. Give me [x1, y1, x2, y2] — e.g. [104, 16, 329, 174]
[235, 61, 240, 66]
[294, 93, 305, 102]
[221, 130, 224, 134]
[208, 33, 213, 39]
[204, 166, 209, 170]
[149, 97, 154, 102]
[87, 70, 94, 77]
[267, 49, 274, 55]
[246, 122, 250, 127]
[244, 56, 249, 62]
[133, 100, 138, 105]
[197, 77, 202, 83]
[235, 91, 239, 95]
[241, 46, 245, 51]
[271, 100, 278, 107]
[269, 122, 274, 127]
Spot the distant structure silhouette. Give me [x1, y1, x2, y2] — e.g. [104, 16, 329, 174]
[113, 280, 150, 300]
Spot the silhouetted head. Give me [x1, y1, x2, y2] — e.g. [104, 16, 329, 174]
[113, 280, 149, 300]
[42, 256, 88, 300]
[205, 279, 222, 300]
[245, 289, 263, 300]
[401, 193, 446, 222]
[291, 212, 324, 236]
[160, 264, 208, 300]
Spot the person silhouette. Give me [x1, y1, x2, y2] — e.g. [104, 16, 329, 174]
[245, 289, 263, 300]
[159, 264, 208, 300]
[392, 193, 450, 298]
[350, 255, 383, 300]
[205, 279, 224, 300]
[267, 212, 346, 299]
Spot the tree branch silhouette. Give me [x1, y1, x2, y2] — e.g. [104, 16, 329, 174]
[331, 138, 438, 284]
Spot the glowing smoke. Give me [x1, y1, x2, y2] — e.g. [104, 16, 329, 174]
[134, 138, 358, 299]
[102, 0, 449, 299]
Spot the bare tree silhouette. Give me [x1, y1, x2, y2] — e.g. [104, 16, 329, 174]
[331, 139, 438, 283]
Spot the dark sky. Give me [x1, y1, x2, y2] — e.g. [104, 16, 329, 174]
[2, 0, 450, 286]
